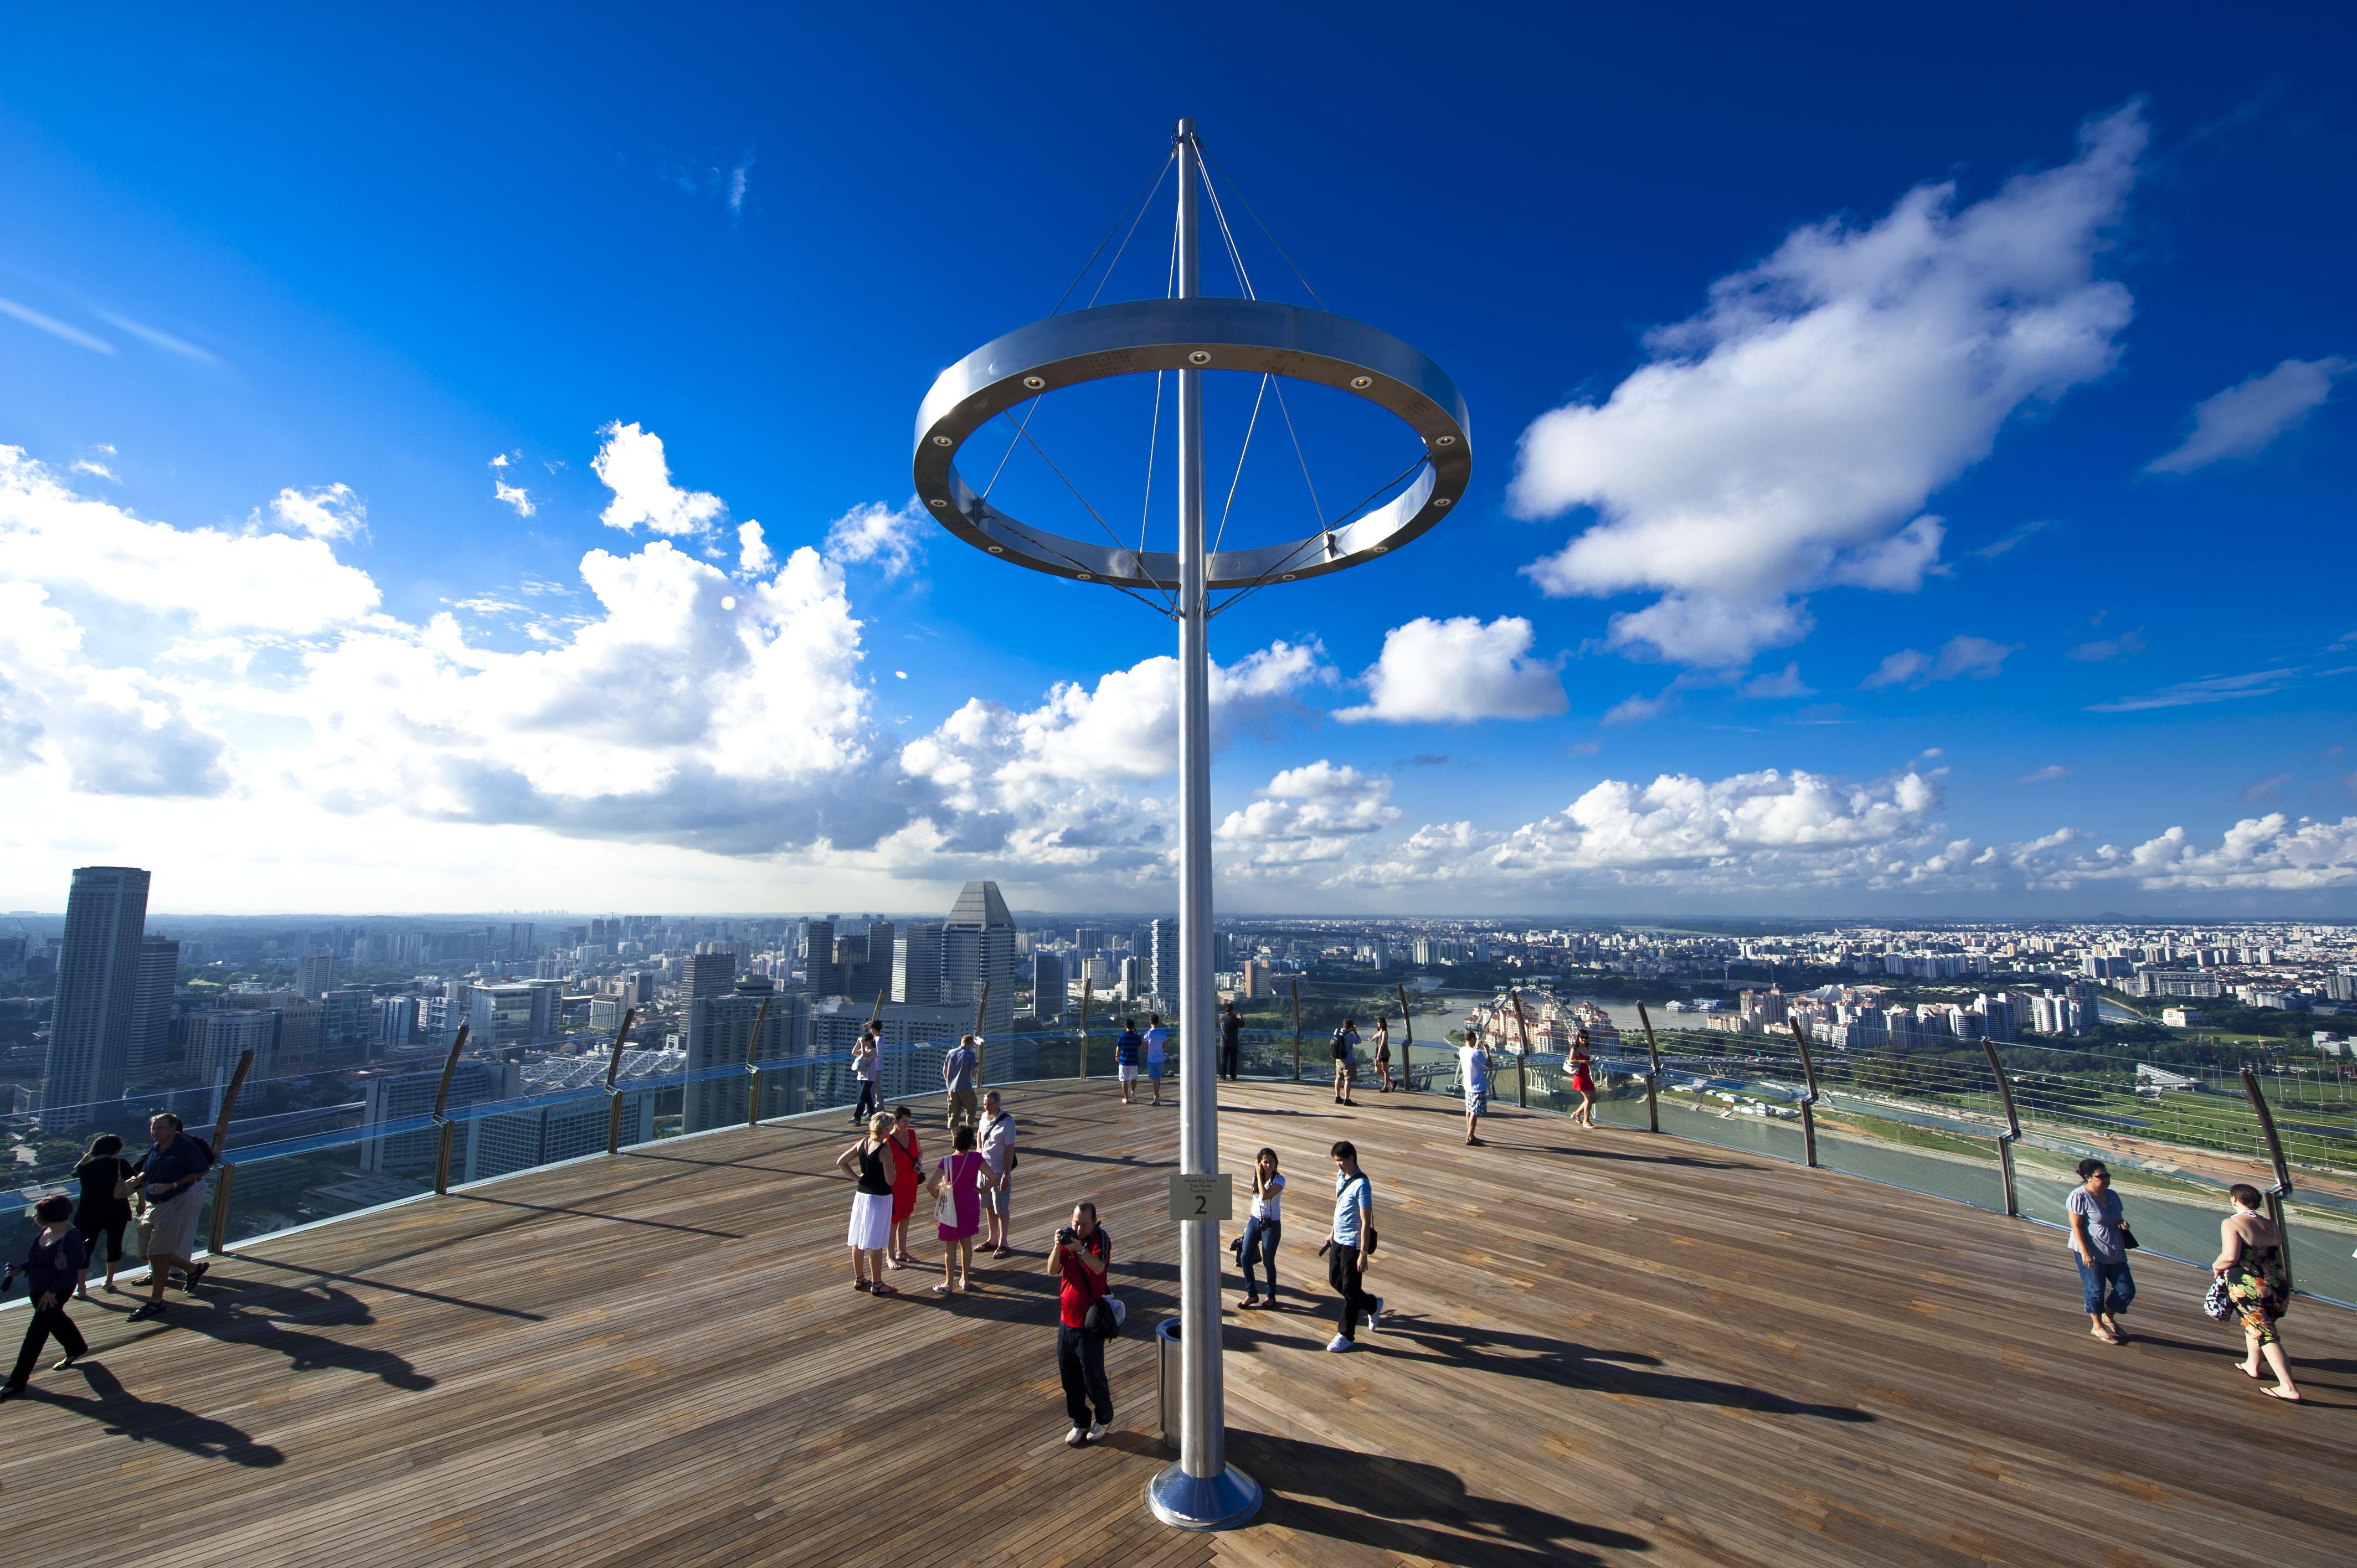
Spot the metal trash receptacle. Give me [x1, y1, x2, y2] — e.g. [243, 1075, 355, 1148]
[1156, 1317, 1182, 1451]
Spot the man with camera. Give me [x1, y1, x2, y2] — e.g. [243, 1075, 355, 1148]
[1048, 1201, 1115, 1446]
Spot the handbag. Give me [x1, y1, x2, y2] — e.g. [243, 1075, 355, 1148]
[2202, 1276, 2235, 1323]
[2119, 1224, 2140, 1251]
[932, 1156, 961, 1226]
[1075, 1234, 1123, 1338]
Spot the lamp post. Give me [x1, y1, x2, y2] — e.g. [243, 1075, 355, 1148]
[912, 117, 1470, 1531]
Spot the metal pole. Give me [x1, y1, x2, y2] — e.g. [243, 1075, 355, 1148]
[971, 982, 990, 1091]
[2240, 1067, 2297, 1294]
[1397, 983, 1412, 1092]
[1078, 976, 1094, 1079]
[1635, 1002, 1661, 1134]
[203, 1048, 256, 1258]
[1149, 114, 1259, 1534]
[743, 998, 772, 1129]
[604, 1007, 636, 1156]
[1290, 979, 1303, 1083]
[1508, 989, 1531, 1110]
[1784, 1018, 1820, 1169]
[433, 1023, 473, 1196]
[1978, 1036, 2021, 1217]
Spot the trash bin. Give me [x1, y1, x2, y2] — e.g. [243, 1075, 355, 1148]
[1155, 1317, 1182, 1451]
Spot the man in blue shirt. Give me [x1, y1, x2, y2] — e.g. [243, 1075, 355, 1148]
[127, 1111, 214, 1322]
[1143, 1014, 1170, 1107]
[942, 1035, 980, 1130]
[1321, 1140, 1382, 1352]
[1114, 1019, 1144, 1106]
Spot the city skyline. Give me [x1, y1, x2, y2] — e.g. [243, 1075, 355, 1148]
[3, 12, 2354, 917]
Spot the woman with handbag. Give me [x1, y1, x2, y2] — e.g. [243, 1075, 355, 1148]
[2212, 1183, 2300, 1401]
[885, 1106, 924, 1268]
[836, 1112, 902, 1297]
[2066, 1159, 2135, 1344]
[1236, 1147, 1285, 1308]
[928, 1122, 995, 1296]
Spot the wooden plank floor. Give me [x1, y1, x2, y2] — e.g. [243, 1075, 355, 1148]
[2, 1079, 2351, 1567]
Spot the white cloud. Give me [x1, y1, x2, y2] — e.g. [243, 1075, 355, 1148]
[824, 499, 928, 579]
[2147, 357, 2353, 474]
[267, 483, 367, 540]
[2018, 765, 2071, 783]
[1740, 663, 1813, 699]
[2068, 629, 2144, 662]
[0, 581, 229, 797]
[489, 453, 536, 518]
[1862, 635, 2016, 689]
[1335, 615, 1566, 724]
[1217, 761, 1401, 872]
[592, 421, 725, 537]
[2014, 815, 2357, 891]
[2087, 668, 2299, 713]
[737, 521, 775, 576]
[0, 295, 115, 355]
[70, 458, 117, 480]
[1510, 106, 2143, 666]
[91, 309, 220, 365]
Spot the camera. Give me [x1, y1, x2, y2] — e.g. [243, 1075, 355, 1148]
[1055, 1226, 1078, 1246]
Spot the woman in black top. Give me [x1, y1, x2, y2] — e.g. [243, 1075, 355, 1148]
[2, 1193, 89, 1397]
[71, 1132, 135, 1296]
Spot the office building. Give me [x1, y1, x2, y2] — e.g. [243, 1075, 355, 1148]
[128, 934, 180, 1083]
[469, 982, 553, 1054]
[186, 1008, 280, 1085]
[1149, 918, 1180, 1009]
[683, 951, 736, 1002]
[812, 997, 979, 1103]
[1074, 926, 1103, 953]
[465, 1089, 657, 1183]
[895, 920, 945, 1005]
[683, 983, 809, 1132]
[296, 953, 343, 1001]
[323, 988, 377, 1061]
[853, 920, 895, 1001]
[375, 995, 419, 1049]
[943, 881, 1016, 1040]
[804, 919, 843, 997]
[1031, 951, 1067, 1020]
[42, 865, 152, 1112]
[358, 1058, 523, 1176]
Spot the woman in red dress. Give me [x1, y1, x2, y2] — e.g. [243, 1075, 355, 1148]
[1569, 1028, 1598, 1129]
[886, 1106, 924, 1268]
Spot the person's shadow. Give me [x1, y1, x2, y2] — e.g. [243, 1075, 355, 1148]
[27, 1361, 285, 1467]
[147, 1276, 434, 1390]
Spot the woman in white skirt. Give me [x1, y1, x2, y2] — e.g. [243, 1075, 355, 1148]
[836, 1111, 902, 1297]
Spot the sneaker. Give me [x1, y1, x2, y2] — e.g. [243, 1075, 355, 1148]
[1325, 1335, 1355, 1353]
[1366, 1296, 1385, 1332]
[1086, 1421, 1109, 1441]
[1066, 1425, 1088, 1447]
[50, 1354, 83, 1372]
[126, 1302, 167, 1323]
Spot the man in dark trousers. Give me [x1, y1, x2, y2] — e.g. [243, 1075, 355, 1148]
[1048, 1201, 1114, 1446]
[1219, 1001, 1242, 1079]
[1321, 1140, 1382, 1353]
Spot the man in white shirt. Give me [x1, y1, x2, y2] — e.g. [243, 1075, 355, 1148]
[1143, 1015, 1171, 1107]
[979, 1090, 1018, 1258]
[1459, 1036, 1492, 1147]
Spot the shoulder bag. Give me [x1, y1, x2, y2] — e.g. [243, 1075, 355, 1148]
[933, 1156, 960, 1226]
[1078, 1235, 1124, 1338]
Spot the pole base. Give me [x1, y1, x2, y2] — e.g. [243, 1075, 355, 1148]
[1146, 1461, 1262, 1531]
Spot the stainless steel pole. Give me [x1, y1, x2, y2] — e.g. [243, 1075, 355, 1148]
[1149, 115, 1260, 1533]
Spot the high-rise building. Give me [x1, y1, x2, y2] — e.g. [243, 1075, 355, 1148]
[186, 1008, 280, 1085]
[128, 934, 180, 1083]
[811, 997, 981, 1103]
[1031, 951, 1067, 1020]
[1074, 926, 1103, 953]
[895, 921, 945, 1005]
[942, 881, 1016, 1040]
[42, 865, 152, 1112]
[682, 951, 735, 1002]
[855, 920, 896, 1001]
[296, 954, 343, 1002]
[469, 982, 553, 1054]
[682, 984, 809, 1132]
[804, 919, 843, 997]
[358, 1059, 522, 1175]
[1149, 919, 1180, 1007]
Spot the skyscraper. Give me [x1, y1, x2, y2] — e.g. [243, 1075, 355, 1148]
[856, 920, 896, 1000]
[1031, 951, 1067, 1021]
[128, 934, 179, 1083]
[682, 982, 808, 1132]
[804, 919, 842, 997]
[683, 951, 735, 1002]
[942, 880, 1016, 1040]
[1149, 918, 1180, 1008]
[42, 865, 151, 1112]
[894, 920, 944, 1005]
[296, 953, 342, 1001]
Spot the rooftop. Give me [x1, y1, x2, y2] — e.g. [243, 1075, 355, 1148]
[5, 1079, 2352, 1567]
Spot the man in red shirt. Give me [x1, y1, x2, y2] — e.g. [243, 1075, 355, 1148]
[1048, 1201, 1113, 1446]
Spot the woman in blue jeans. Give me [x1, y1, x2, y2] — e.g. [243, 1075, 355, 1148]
[2067, 1158, 2135, 1344]
[1236, 1147, 1285, 1308]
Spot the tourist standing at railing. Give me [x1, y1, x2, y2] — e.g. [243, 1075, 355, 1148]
[71, 1132, 135, 1297]
[1236, 1147, 1284, 1309]
[2, 1194, 89, 1400]
[1048, 1201, 1114, 1446]
[979, 1090, 1017, 1260]
[1114, 1019, 1143, 1105]
[1144, 1014, 1170, 1107]
[126, 1111, 214, 1323]
[885, 1106, 924, 1270]
[2212, 1183, 2300, 1401]
[1330, 1019, 1361, 1106]
[929, 1122, 995, 1296]
[838, 1111, 903, 1298]
[1459, 1034, 1492, 1147]
[943, 1034, 980, 1130]
[850, 1024, 882, 1125]
[1569, 1028, 1599, 1129]
[2067, 1158, 2135, 1345]
[1321, 1140, 1382, 1353]
[1219, 1001, 1242, 1079]
[1370, 1017, 1393, 1093]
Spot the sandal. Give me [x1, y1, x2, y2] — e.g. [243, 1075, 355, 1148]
[931, 1283, 953, 1296]
[871, 1282, 900, 1297]
[2262, 1388, 2301, 1401]
[854, 1280, 872, 1292]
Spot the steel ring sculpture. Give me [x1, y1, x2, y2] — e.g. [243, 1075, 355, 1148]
[912, 295, 1471, 590]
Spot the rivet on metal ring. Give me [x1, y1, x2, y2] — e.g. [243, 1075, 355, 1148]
[1350, 375, 1372, 389]
[928, 498, 948, 508]
[1435, 434, 1457, 446]
[1188, 350, 1211, 365]
[1023, 375, 1046, 389]
[932, 435, 952, 447]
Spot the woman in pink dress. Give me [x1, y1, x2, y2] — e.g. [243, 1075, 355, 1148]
[929, 1122, 996, 1296]
[1569, 1028, 1598, 1129]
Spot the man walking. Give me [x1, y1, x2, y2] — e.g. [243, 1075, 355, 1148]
[1144, 1014, 1170, 1107]
[126, 1111, 214, 1323]
[979, 1090, 1018, 1259]
[851, 1021, 881, 1125]
[1331, 1018, 1361, 1106]
[1459, 1031, 1492, 1146]
[1048, 1201, 1114, 1446]
[943, 1034, 980, 1130]
[1114, 1018, 1143, 1105]
[1322, 1140, 1382, 1353]
[1220, 1001, 1242, 1080]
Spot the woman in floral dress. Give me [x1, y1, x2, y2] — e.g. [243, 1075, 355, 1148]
[2212, 1182, 2299, 1402]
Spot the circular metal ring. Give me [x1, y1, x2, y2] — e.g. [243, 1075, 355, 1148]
[912, 297, 1471, 590]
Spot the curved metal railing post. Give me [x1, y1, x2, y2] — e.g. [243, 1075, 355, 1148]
[1077, 976, 1093, 1079]
[603, 1007, 636, 1156]
[1508, 988, 1531, 1110]
[202, 1047, 257, 1258]
[1290, 979, 1303, 1083]
[970, 983, 989, 1090]
[1396, 983, 1413, 1093]
[1636, 1002, 1662, 1134]
[432, 1024, 474, 1196]
[1978, 1036, 2022, 1217]
[742, 998, 772, 1129]
[2241, 1067, 2298, 1293]
[1784, 1018, 1821, 1169]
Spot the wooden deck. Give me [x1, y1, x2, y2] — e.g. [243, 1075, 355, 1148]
[3, 1078, 2352, 1567]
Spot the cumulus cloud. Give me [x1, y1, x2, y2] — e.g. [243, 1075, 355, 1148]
[0, 581, 229, 797]
[1509, 106, 2143, 666]
[2147, 357, 2352, 474]
[267, 483, 367, 540]
[1335, 615, 1566, 723]
[1217, 761, 1401, 872]
[737, 521, 775, 576]
[2018, 815, 2357, 891]
[1861, 635, 2017, 689]
[824, 499, 927, 579]
[488, 456, 536, 517]
[592, 422, 725, 537]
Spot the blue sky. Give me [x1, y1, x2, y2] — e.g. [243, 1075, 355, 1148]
[1, 5, 2351, 915]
